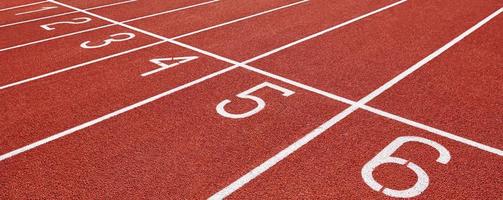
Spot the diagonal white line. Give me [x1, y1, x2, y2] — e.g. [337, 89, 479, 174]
[0, 1, 46, 12]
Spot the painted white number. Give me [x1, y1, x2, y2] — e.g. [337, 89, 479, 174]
[142, 56, 199, 77]
[361, 136, 451, 198]
[216, 82, 294, 119]
[40, 17, 92, 31]
[16, 6, 58, 15]
[80, 32, 135, 49]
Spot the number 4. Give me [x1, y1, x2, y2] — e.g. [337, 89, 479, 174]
[216, 82, 295, 119]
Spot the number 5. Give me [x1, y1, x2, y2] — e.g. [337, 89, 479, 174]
[361, 136, 451, 198]
[216, 82, 295, 119]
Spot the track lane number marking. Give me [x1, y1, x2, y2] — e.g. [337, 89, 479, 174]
[40, 17, 92, 30]
[142, 56, 199, 77]
[80, 32, 135, 49]
[361, 136, 451, 198]
[217, 82, 295, 119]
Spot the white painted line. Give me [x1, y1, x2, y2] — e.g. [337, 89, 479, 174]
[0, 0, 137, 28]
[0, 41, 164, 90]
[0, 0, 217, 52]
[171, 0, 309, 39]
[209, 7, 503, 199]
[245, 0, 407, 63]
[0, 1, 46, 12]
[0, 24, 114, 52]
[360, 105, 503, 156]
[1, 0, 305, 89]
[14, 5, 57, 15]
[0, 64, 240, 162]
[121, 0, 220, 23]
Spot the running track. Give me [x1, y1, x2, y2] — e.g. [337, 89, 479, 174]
[1, 0, 502, 199]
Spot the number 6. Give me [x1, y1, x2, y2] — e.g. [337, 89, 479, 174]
[361, 136, 451, 198]
[216, 82, 294, 119]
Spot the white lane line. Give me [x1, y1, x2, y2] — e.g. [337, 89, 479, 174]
[0, 1, 46, 12]
[1, 0, 306, 89]
[246, 0, 407, 63]
[209, 7, 503, 199]
[0, 65, 240, 162]
[171, 0, 309, 39]
[0, 0, 219, 52]
[0, 23, 115, 52]
[0, 41, 164, 90]
[360, 105, 503, 156]
[14, 5, 57, 15]
[0, 0, 137, 28]
[121, 0, 220, 23]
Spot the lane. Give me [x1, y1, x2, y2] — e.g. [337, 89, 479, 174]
[58, 0, 136, 8]
[186, 0, 502, 101]
[0, 12, 110, 48]
[0, 25, 158, 89]
[228, 110, 503, 199]
[69, 0, 213, 21]
[0, 68, 347, 199]
[369, 14, 503, 148]
[0, 42, 230, 155]
[127, 0, 303, 38]
[179, 0, 398, 61]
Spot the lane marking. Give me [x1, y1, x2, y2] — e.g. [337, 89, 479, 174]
[14, 5, 57, 15]
[120, 0, 220, 23]
[0, 0, 219, 52]
[0, 0, 137, 28]
[0, 1, 46, 12]
[142, 56, 199, 77]
[171, 0, 309, 39]
[209, 7, 503, 199]
[1, 0, 306, 89]
[360, 105, 503, 156]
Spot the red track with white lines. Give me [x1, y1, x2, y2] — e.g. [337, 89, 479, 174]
[1, 0, 502, 199]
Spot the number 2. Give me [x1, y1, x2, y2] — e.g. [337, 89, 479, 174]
[40, 17, 92, 31]
[361, 136, 451, 198]
[216, 82, 295, 119]
[80, 32, 135, 49]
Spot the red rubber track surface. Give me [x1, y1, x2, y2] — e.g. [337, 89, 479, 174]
[1, 0, 502, 199]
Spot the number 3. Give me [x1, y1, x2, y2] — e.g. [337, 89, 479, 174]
[80, 32, 135, 49]
[216, 82, 295, 119]
[361, 136, 451, 198]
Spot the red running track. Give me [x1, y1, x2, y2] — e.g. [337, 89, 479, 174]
[1, 0, 502, 199]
